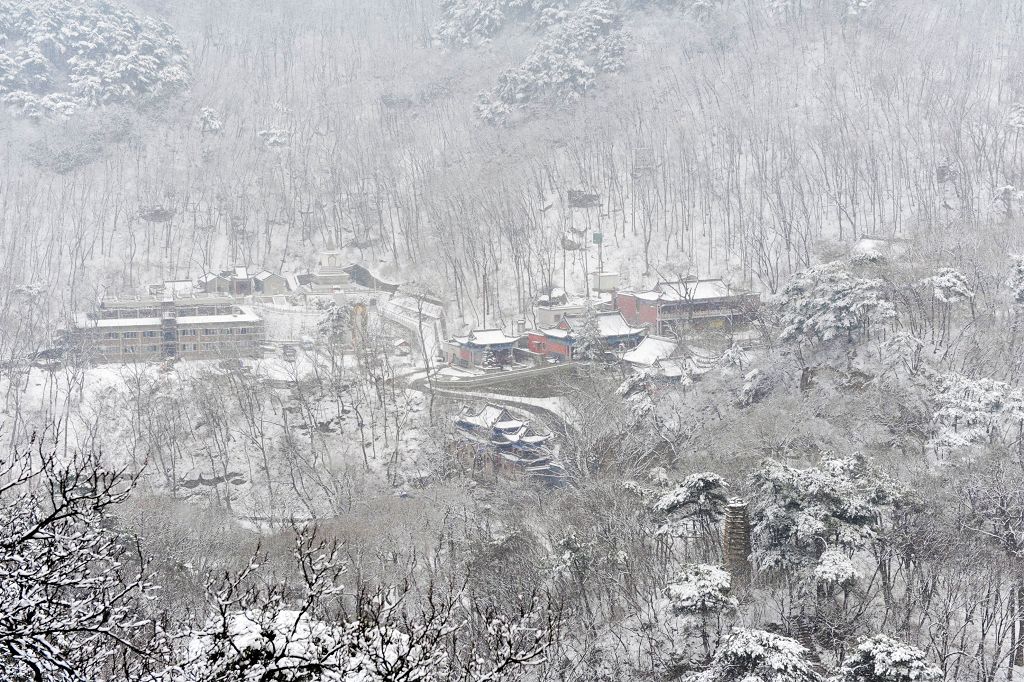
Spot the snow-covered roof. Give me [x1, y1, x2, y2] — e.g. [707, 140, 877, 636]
[75, 304, 263, 329]
[74, 314, 162, 328]
[652, 278, 736, 301]
[452, 329, 520, 346]
[623, 335, 681, 366]
[176, 307, 263, 325]
[543, 312, 644, 341]
[595, 312, 644, 337]
[233, 266, 249, 280]
[198, 272, 228, 283]
[457, 404, 511, 430]
[253, 270, 282, 281]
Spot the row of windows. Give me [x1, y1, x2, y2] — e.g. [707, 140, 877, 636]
[122, 345, 161, 354]
[104, 330, 157, 339]
[101, 326, 257, 340]
[111, 340, 259, 355]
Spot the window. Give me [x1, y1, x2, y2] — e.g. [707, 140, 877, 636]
[146, 345, 159, 352]
[179, 329, 197, 337]
[221, 328, 234, 335]
[202, 328, 216, 336]
[124, 346, 136, 354]
[123, 331, 139, 339]
[239, 327, 252, 335]
[105, 331, 120, 339]
[143, 330, 157, 338]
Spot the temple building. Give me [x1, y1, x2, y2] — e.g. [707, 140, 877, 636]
[615, 277, 759, 335]
[527, 311, 645, 361]
[444, 328, 522, 368]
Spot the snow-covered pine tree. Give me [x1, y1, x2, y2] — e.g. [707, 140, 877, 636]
[749, 455, 905, 587]
[924, 267, 974, 305]
[779, 260, 896, 347]
[571, 302, 604, 361]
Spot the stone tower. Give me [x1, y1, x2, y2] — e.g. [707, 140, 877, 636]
[722, 499, 752, 588]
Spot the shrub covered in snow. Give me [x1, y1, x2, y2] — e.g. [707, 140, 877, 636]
[837, 634, 942, 682]
[689, 627, 821, 682]
[654, 472, 729, 520]
[1010, 255, 1024, 304]
[927, 371, 1024, 449]
[666, 564, 737, 617]
[922, 267, 974, 304]
[813, 547, 859, 587]
[174, 609, 441, 682]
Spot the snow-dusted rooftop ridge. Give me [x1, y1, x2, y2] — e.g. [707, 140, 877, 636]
[564, 311, 644, 338]
[73, 314, 162, 328]
[622, 335, 681, 366]
[652, 278, 737, 301]
[621, 277, 752, 303]
[457, 404, 512, 430]
[75, 305, 263, 328]
[451, 328, 521, 346]
[176, 306, 263, 325]
[536, 291, 612, 308]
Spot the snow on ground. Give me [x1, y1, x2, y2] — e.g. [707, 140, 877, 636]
[253, 301, 323, 342]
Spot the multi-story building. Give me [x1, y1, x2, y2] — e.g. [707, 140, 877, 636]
[70, 294, 266, 363]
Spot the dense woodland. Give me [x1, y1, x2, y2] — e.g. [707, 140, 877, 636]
[4, 0, 1024, 680]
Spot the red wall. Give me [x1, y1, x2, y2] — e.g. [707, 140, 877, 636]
[637, 301, 659, 326]
[615, 292, 637, 322]
[527, 332, 546, 354]
[616, 293, 659, 327]
[545, 338, 572, 360]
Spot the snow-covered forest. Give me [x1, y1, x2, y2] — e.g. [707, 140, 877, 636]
[3, 0, 1024, 680]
